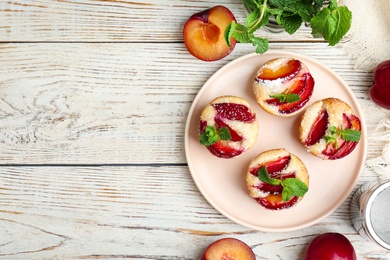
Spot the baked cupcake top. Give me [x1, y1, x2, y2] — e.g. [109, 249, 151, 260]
[299, 97, 362, 160]
[199, 95, 258, 159]
[246, 148, 309, 210]
[253, 57, 315, 117]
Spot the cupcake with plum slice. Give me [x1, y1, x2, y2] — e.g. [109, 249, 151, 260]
[253, 57, 315, 117]
[299, 98, 362, 160]
[199, 96, 258, 159]
[246, 149, 309, 210]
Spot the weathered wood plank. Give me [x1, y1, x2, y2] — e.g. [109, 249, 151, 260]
[0, 166, 388, 259]
[0, 0, 322, 42]
[0, 42, 385, 164]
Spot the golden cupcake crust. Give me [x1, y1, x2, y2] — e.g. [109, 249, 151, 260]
[299, 97, 360, 160]
[253, 57, 314, 117]
[200, 95, 259, 158]
[246, 148, 309, 203]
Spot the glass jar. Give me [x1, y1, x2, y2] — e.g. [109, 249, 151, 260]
[350, 179, 390, 250]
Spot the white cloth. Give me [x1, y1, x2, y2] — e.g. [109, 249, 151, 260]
[365, 118, 390, 181]
[339, 1, 390, 181]
[342, 0, 390, 71]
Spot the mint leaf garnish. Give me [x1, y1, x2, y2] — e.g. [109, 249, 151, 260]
[310, 0, 352, 46]
[257, 166, 308, 201]
[258, 166, 282, 186]
[270, 93, 300, 103]
[341, 129, 361, 142]
[324, 125, 361, 149]
[224, 22, 236, 48]
[219, 127, 232, 141]
[199, 126, 232, 146]
[279, 14, 303, 35]
[281, 178, 309, 201]
[200, 126, 219, 146]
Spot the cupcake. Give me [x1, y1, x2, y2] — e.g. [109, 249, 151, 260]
[253, 57, 315, 117]
[246, 148, 309, 210]
[299, 98, 362, 160]
[199, 95, 258, 159]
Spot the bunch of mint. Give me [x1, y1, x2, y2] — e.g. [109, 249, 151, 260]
[225, 0, 352, 54]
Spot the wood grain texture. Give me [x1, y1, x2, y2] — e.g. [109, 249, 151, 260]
[1, 0, 390, 259]
[0, 166, 389, 259]
[0, 0, 322, 42]
[0, 42, 385, 164]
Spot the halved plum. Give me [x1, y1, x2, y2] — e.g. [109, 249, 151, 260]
[202, 238, 256, 260]
[256, 59, 301, 81]
[183, 6, 237, 61]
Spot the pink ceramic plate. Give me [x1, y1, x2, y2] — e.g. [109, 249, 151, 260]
[184, 51, 367, 232]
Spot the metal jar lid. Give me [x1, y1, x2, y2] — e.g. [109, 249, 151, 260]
[364, 181, 390, 250]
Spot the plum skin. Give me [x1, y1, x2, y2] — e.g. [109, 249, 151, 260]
[303, 232, 356, 260]
[370, 60, 390, 109]
[183, 6, 236, 62]
[201, 238, 255, 260]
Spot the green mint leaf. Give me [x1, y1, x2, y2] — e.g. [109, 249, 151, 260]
[269, 0, 313, 22]
[219, 127, 232, 141]
[281, 178, 308, 201]
[282, 188, 293, 202]
[324, 126, 339, 149]
[341, 129, 361, 142]
[224, 22, 236, 47]
[243, 0, 258, 12]
[258, 166, 281, 186]
[328, 6, 352, 46]
[324, 125, 361, 149]
[310, 1, 352, 46]
[310, 7, 334, 39]
[270, 93, 286, 103]
[251, 35, 269, 54]
[244, 3, 270, 33]
[199, 126, 219, 146]
[314, 0, 324, 6]
[285, 93, 300, 103]
[328, 0, 338, 10]
[231, 23, 252, 43]
[329, 125, 337, 135]
[279, 14, 303, 35]
[324, 135, 337, 146]
[246, 7, 261, 28]
[270, 93, 300, 103]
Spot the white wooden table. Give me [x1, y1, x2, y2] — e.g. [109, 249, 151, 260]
[1, 1, 390, 259]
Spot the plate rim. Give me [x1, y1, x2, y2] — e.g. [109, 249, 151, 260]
[184, 50, 367, 232]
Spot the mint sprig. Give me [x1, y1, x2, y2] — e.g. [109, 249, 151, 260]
[258, 166, 308, 201]
[310, 0, 352, 46]
[324, 126, 361, 149]
[200, 126, 232, 146]
[270, 93, 300, 103]
[226, 0, 352, 54]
